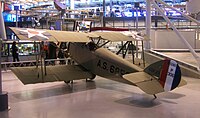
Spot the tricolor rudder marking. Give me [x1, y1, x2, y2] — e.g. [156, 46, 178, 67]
[159, 60, 181, 91]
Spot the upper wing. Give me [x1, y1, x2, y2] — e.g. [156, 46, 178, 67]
[47, 30, 93, 42]
[122, 31, 150, 41]
[9, 27, 148, 42]
[89, 32, 134, 42]
[90, 27, 150, 41]
[11, 65, 94, 85]
[9, 27, 90, 42]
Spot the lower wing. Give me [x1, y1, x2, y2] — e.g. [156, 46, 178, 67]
[11, 65, 94, 85]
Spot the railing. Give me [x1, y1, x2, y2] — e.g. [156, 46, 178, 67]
[1, 58, 75, 71]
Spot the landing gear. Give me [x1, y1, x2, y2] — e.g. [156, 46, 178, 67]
[64, 80, 73, 84]
[64, 74, 96, 84]
[153, 94, 157, 99]
[86, 74, 96, 82]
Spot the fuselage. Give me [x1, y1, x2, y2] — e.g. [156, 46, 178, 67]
[68, 42, 143, 85]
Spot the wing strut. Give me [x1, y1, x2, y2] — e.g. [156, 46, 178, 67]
[34, 41, 40, 78]
[40, 42, 44, 81]
[116, 41, 137, 64]
[116, 41, 129, 55]
[153, 94, 157, 99]
[37, 41, 47, 82]
[129, 41, 135, 64]
[98, 40, 110, 48]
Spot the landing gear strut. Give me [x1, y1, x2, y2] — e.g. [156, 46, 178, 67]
[153, 94, 157, 99]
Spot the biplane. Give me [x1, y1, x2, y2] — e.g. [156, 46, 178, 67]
[9, 27, 186, 98]
[3, 4, 56, 27]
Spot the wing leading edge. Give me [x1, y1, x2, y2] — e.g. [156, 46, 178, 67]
[9, 27, 148, 42]
[9, 27, 91, 42]
[11, 65, 94, 85]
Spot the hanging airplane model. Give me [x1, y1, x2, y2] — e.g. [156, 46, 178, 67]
[9, 27, 186, 98]
[3, 3, 56, 27]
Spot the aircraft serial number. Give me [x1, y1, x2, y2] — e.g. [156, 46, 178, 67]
[97, 60, 126, 75]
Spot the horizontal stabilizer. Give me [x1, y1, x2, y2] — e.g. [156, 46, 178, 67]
[123, 59, 186, 95]
[178, 77, 187, 87]
[11, 65, 93, 84]
[123, 72, 164, 94]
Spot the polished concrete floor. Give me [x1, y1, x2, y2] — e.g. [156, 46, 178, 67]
[1, 70, 200, 118]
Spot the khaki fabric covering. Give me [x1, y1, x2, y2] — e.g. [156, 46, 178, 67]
[9, 27, 90, 42]
[11, 65, 93, 84]
[9, 27, 138, 42]
[92, 32, 134, 41]
[10, 27, 57, 42]
[47, 30, 91, 42]
[123, 72, 164, 94]
[123, 72, 187, 94]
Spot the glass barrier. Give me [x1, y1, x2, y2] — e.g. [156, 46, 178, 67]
[2, 41, 40, 57]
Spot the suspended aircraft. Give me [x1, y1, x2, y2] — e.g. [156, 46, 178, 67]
[3, 3, 56, 27]
[53, 0, 100, 21]
[3, 0, 98, 29]
[9, 27, 186, 98]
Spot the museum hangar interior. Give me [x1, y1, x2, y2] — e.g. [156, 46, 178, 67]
[0, 0, 200, 118]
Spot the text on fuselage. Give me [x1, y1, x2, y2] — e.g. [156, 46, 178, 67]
[97, 60, 126, 75]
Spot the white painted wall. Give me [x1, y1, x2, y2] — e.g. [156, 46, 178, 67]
[150, 30, 199, 49]
[186, 0, 200, 14]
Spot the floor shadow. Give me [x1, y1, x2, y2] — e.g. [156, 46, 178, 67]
[115, 92, 184, 108]
[0, 109, 9, 118]
[115, 94, 161, 108]
[160, 99, 177, 104]
[158, 92, 185, 99]
[97, 82, 138, 95]
[10, 81, 96, 103]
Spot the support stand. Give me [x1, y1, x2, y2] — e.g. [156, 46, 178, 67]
[0, 2, 9, 111]
[0, 40, 8, 111]
[0, 92, 8, 111]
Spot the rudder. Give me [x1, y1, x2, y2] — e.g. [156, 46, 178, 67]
[144, 59, 182, 92]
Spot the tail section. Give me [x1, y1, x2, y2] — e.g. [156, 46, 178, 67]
[123, 59, 186, 95]
[144, 59, 182, 92]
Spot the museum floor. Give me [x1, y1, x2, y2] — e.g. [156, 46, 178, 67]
[0, 70, 200, 118]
